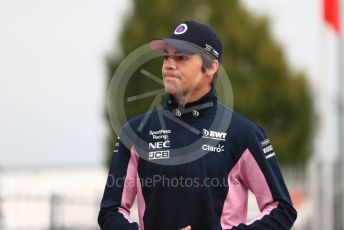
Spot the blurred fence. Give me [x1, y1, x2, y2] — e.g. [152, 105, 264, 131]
[282, 164, 311, 230]
[0, 165, 310, 230]
[0, 167, 107, 230]
[0, 193, 100, 230]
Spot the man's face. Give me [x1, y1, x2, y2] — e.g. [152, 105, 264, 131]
[162, 45, 212, 102]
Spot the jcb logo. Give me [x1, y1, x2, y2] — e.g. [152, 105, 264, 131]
[149, 151, 170, 160]
[149, 141, 170, 149]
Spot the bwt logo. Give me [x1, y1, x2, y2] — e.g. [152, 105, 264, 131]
[149, 141, 170, 149]
[202, 129, 227, 141]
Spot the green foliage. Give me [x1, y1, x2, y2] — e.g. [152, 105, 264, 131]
[104, 0, 313, 166]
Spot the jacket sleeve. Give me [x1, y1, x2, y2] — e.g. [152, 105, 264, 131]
[231, 126, 297, 230]
[98, 136, 139, 230]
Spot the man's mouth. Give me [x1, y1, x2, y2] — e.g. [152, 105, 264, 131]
[163, 72, 181, 79]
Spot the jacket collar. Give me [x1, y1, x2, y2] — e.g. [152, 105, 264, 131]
[165, 87, 217, 118]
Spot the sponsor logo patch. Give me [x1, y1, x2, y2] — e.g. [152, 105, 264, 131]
[205, 44, 219, 58]
[202, 144, 225, 153]
[174, 23, 188, 35]
[202, 129, 227, 141]
[260, 138, 275, 159]
[149, 129, 171, 140]
[149, 141, 170, 149]
[148, 140, 171, 160]
[149, 151, 170, 160]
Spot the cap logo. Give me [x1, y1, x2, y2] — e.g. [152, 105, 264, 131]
[174, 23, 188, 35]
[205, 44, 219, 58]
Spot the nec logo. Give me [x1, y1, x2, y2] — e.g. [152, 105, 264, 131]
[148, 141, 171, 160]
[202, 129, 227, 141]
[149, 141, 170, 149]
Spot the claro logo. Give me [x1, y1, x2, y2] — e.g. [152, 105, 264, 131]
[202, 144, 225, 153]
[202, 129, 227, 141]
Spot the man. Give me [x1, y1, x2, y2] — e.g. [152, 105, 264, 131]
[98, 20, 297, 230]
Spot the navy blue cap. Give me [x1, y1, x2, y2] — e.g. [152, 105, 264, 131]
[149, 20, 223, 62]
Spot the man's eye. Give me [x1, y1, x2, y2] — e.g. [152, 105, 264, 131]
[163, 55, 169, 60]
[177, 55, 188, 61]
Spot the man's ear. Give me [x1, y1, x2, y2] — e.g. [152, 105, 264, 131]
[206, 59, 219, 78]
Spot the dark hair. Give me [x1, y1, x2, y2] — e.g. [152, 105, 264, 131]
[200, 52, 219, 86]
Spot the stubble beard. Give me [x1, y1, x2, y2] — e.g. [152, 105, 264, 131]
[163, 72, 204, 105]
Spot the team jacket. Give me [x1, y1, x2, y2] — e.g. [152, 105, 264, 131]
[98, 88, 297, 230]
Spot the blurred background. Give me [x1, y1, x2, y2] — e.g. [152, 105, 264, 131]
[0, 0, 343, 229]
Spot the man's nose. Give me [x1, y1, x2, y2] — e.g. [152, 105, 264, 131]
[164, 56, 176, 70]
